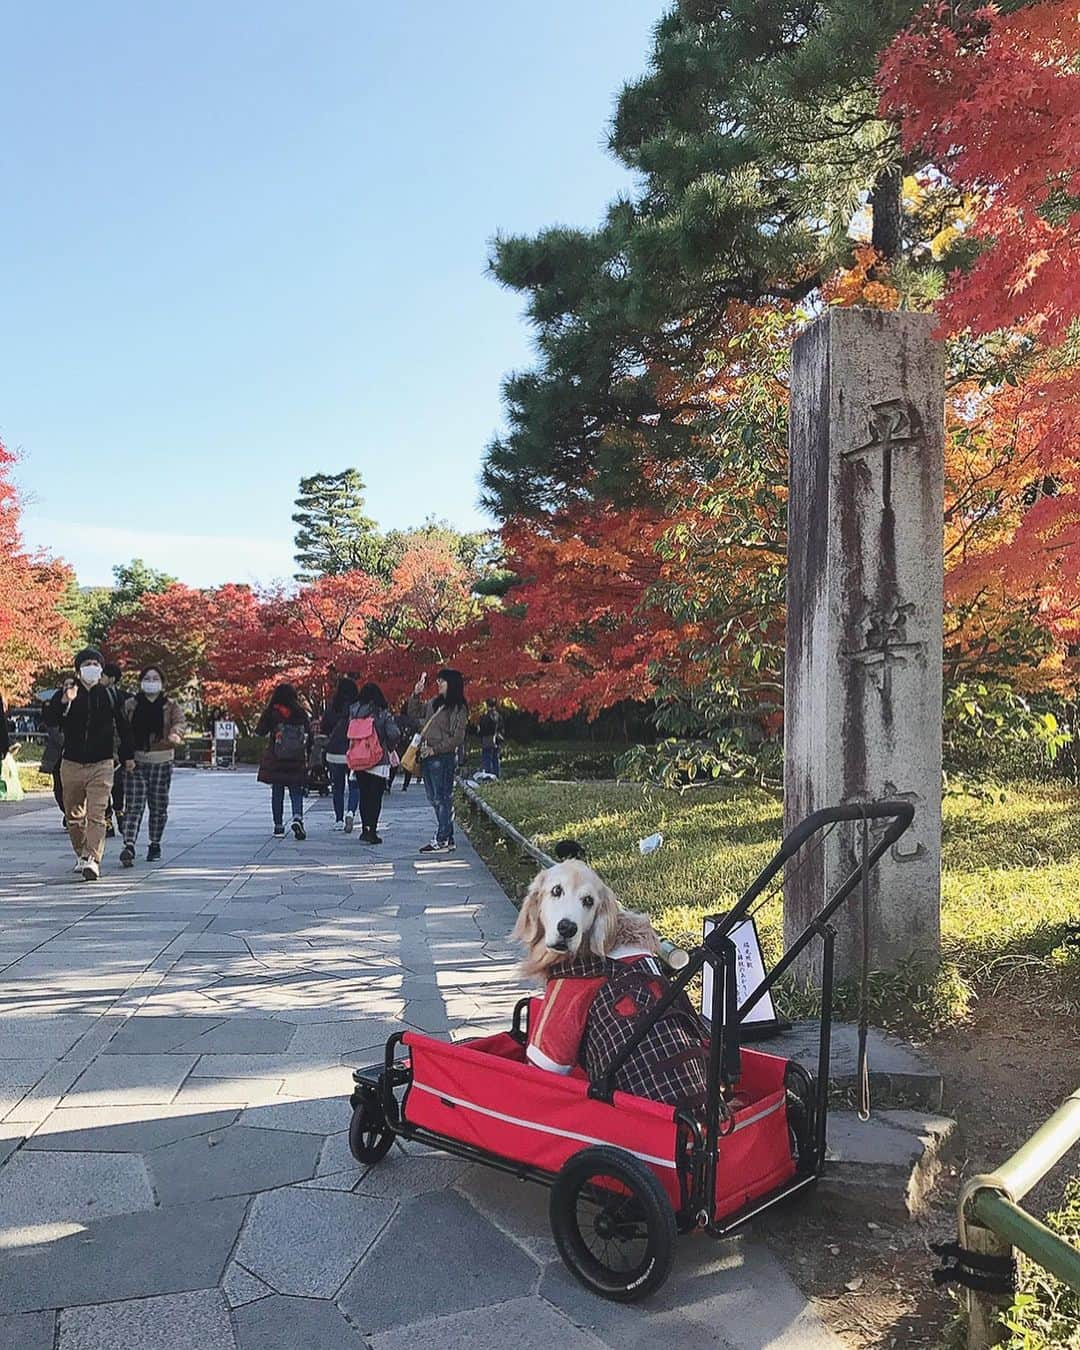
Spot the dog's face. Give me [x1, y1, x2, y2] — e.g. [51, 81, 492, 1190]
[512, 860, 619, 976]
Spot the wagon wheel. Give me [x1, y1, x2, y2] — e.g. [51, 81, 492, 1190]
[784, 1063, 818, 1176]
[348, 1088, 394, 1165]
[550, 1146, 677, 1302]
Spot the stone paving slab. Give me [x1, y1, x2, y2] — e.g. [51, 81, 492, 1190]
[58, 1289, 236, 1350]
[0, 1311, 55, 1350]
[233, 1185, 396, 1298]
[370, 1296, 609, 1350]
[147, 1124, 322, 1205]
[0, 773, 843, 1345]
[232, 1294, 366, 1349]
[0, 1195, 248, 1314]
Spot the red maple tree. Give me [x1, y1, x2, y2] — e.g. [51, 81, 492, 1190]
[0, 443, 74, 703]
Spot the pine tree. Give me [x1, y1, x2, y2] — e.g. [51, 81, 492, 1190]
[86, 558, 177, 647]
[482, 0, 927, 517]
[291, 470, 383, 580]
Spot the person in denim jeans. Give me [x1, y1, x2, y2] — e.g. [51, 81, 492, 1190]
[407, 668, 468, 855]
[320, 677, 360, 831]
[478, 699, 502, 779]
[255, 684, 311, 839]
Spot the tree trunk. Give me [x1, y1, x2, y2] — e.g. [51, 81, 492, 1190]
[870, 165, 903, 261]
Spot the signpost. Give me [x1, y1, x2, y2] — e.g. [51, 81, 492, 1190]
[213, 720, 237, 769]
[701, 916, 788, 1041]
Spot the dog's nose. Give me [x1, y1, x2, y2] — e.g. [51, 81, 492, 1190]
[557, 918, 578, 939]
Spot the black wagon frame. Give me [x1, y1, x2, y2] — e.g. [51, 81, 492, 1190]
[351, 800, 915, 1242]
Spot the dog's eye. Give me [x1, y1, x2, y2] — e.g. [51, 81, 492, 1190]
[551, 884, 563, 899]
[582, 895, 594, 909]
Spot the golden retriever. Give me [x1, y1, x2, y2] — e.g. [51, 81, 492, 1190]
[513, 859, 659, 979]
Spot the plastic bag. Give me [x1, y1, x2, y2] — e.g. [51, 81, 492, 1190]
[638, 831, 663, 855]
[0, 753, 25, 801]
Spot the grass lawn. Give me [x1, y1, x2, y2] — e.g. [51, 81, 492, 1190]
[470, 777, 1080, 1031]
[483, 739, 625, 781]
[9, 742, 52, 795]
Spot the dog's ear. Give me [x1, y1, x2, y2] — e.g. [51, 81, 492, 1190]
[513, 869, 547, 952]
[588, 880, 621, 958]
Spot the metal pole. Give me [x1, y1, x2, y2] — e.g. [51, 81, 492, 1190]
[973, 1191, 1080, 1295]
[993, 1089, 1080, 1204]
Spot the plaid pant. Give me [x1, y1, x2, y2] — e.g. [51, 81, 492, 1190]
[123, 762, 173, 846]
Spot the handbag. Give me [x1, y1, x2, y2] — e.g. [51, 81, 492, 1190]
[400, 713, 438, 777]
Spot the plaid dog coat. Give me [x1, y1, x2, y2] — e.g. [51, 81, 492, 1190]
[527, 951, 710, 1111]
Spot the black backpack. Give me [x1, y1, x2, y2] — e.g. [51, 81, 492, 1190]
[272, 720, 307, 762]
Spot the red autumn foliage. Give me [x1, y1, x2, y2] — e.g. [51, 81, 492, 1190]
[437, 506, 681, 720]
[0, 442, 75, 703]
[879, 0, 1080, 342]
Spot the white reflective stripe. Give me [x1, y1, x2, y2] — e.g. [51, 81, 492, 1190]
[410, 1080, 678, 1170]
[730, 1097, 786, 1132]
[525, 1044, 574, 1075]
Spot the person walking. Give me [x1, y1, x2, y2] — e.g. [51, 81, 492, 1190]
[101, 662, 129, 837]
[119, 667, 187, 867]
[393, 702, 417, 791]
[321, 676, 360, 832]
[43, 648, 134, 880]
[478, 699, 503, 780]
[345, 682, 399, 844]
[407, 668, 467, 855]
[255, 684, 311, 839]
[39, 715, 66, 826]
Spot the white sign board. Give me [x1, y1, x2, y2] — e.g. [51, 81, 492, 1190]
[700, 917, 780, 1027]
[214, 721, 237, 742]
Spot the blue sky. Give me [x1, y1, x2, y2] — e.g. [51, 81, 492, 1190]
[2, 1, 663, 588]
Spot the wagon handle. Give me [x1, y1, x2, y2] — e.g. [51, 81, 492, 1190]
[729, 799, 914, 1023]
[704, 799, 915, 958]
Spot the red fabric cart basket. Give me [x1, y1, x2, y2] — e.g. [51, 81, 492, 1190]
[401, 1027, 795, 1219]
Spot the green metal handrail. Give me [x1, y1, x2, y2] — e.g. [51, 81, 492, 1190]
[959, 1086, 1080, 1348]
[972, 1189, 1080, 1294]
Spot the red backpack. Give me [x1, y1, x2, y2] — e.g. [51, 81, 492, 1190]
[346, 715, 382, 772]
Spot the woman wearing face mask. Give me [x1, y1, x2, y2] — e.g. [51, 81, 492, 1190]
[42, 647, 134, 881]
[118, 667, 187, 867]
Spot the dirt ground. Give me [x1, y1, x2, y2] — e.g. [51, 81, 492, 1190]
[761, 995, 1080, 1348]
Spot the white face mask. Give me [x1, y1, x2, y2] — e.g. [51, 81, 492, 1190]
[141, 679, 163, 697]
[79, 664, 102, 685]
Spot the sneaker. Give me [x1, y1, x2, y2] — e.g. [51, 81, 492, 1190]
[120, 845, 135, 868]
[291, 818, 306, 841]
[369, 832, 383, 845]
[444, 841, 456, 852]
[331, 820, 345, 832]
[147, 843, 162, 862]
[82, 858, 100, 881]
[273, 824, 286, 838]
[343, 813, 354, 834]
[419, 841, 449, 855]
[72, 858, 85, 873]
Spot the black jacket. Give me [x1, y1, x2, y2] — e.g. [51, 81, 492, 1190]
[319, 703, 351, 757]
[44, 684, 134, 765]
[0, 699, 8, 758]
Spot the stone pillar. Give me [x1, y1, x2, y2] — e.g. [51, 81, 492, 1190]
[784, 309, 944, 983]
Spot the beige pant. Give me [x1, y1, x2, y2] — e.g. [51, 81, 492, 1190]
[60, 758, 114, 863]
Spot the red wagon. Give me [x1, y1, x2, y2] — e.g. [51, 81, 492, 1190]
[348, 801, 914, 1300]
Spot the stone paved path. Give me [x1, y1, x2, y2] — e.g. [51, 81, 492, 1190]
[0, 773, 842, 1349]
